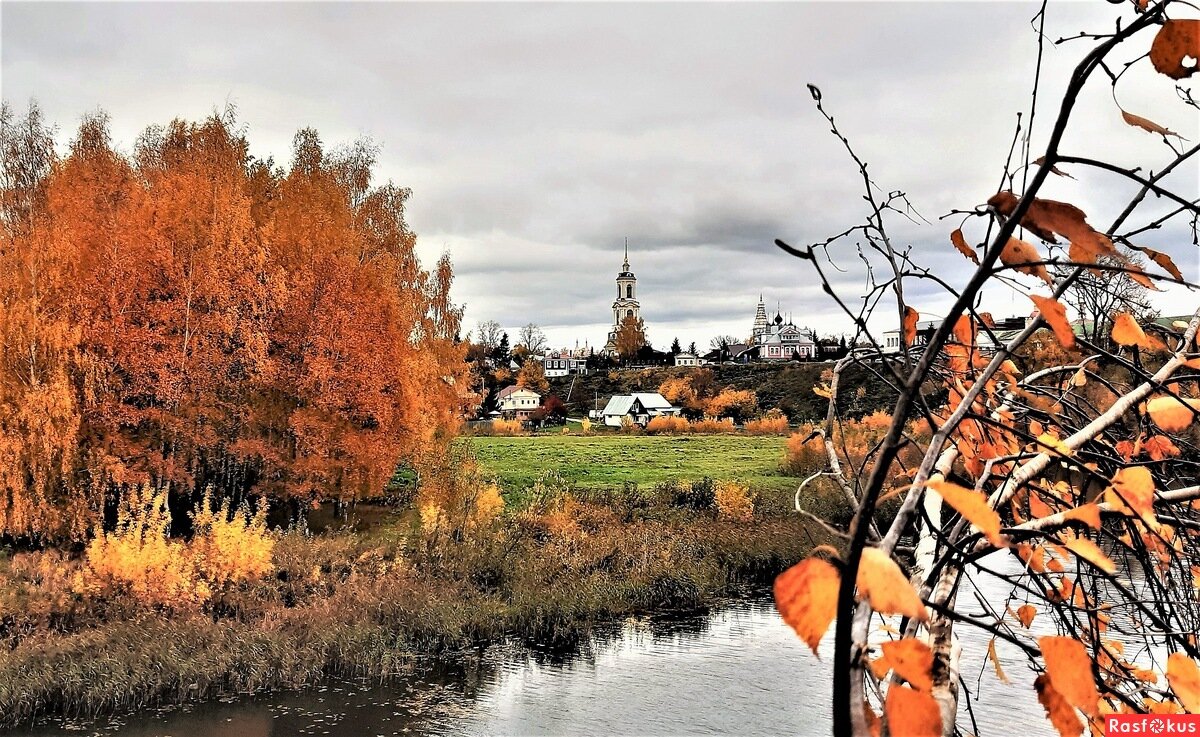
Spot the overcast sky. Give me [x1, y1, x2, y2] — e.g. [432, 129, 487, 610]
[3, 1, 1197, 351]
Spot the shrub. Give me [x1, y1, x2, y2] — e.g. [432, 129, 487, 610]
[190, 491, 275, 589]
[580, 418, 592, 434]
[76, 485, 209, 610]
[784, 425, 824, 475]
[491, 418, 525, 436]
[714, 481, 754, 522]
[645, 415, 690, 434]
[691, 417, 735, 434]
[744, 410, 790, 435]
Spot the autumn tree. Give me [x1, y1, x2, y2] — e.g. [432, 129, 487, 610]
[515, 359, 550, 394]
[0, 106, 471, 540]
[614, 314, 647, 360]
[772, 4, 1200, 736]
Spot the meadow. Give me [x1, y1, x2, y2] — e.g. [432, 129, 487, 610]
[467, 434, 795, 501]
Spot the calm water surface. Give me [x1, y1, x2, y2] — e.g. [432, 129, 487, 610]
[22, 555, 1102, 737]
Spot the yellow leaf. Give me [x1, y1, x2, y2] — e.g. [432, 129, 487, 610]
[857, 548, 927, 621]
[926, 478, 1006, 547]
[1036, 673, 1084, 737]
[988, 637, 1011, 684]
[1040, 636, 1100, 716]
[1029, 294, 1075, 349]
[1168, 653, 1200, 713]
[884, 683, 942, 737]
[1064, 537, 1117, 574]
[1148, 395, 1200, 433]
[774, 557, 840, 655]
[880, 638, 935, 692]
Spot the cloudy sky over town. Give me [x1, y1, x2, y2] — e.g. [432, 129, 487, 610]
[4, 1, 1196, 351]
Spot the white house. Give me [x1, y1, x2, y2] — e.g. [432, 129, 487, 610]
[540, 352, 588, 377]
[496, 385, 541, 420]
[600, 392, 680, 427]
[673, 352, 701, 367]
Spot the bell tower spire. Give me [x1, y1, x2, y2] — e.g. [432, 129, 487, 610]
[622, 236, 630, 272]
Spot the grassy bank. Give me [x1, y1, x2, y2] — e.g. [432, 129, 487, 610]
[0, 469, 836, 730]
[467, 434, 795, 503]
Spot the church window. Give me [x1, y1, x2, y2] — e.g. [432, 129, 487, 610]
[626, 285, 632, 298]
[627, 309, 634, 318]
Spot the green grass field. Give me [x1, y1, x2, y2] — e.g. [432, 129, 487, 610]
[465, 434, 793, 496]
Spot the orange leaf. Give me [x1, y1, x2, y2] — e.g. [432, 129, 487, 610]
[1040, 636, 1100, 716]
[1150, 20, 1200, 80]
[1036, 673, 1084, 737]
[857, 547, 927, 620]
[1111, 312, 1162, 350]
[1034, 156, 1075, 179]
[884, 683, 942, 737]
[774, 557, 840, 655]
[1130, 245, 1184, 282]
[1064, 537, 1117, 574]
[1122, 110, 1181, 138]
[1168, 653, 1200, 713]
[903, 307, 919, 347]
[1063, 503, 1102, 530]
[1017, 604, 1037, 628]
[1108, 466, 1156, 525]
[880, 638, 935, 692]
[1144, 435, 1181, 461]
[951, 229, 979, 265]
[1029, 294, 1075, 349]
[1147, 395, 1200, 433]
[927, 478, 1006, 547]
[989, 191, 1115, 264]
[1000, 237, 1052, 285]
[864, 703, 882, 737]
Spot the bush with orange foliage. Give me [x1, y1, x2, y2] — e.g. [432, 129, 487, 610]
[744, 410, 791, 436]
[190, 491, 274, 590]
[714, 481, 754, 522]
[490, 418, 526, 436]
[691, 417, 736, 434]
[704, 388, 759, 422]
[645, 415, 691, 434]
[76, 486, 209, 610]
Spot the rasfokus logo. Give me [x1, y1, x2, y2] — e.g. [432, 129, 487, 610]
[1106, 715, 1200, 734]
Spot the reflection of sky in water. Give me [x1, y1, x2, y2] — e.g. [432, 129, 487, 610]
[20, 565, 1161, 737]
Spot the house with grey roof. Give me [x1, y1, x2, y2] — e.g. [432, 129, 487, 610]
[599, 392, 680, 427]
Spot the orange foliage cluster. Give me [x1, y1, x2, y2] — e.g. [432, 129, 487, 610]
[0, 105, 470, 540]
[713, 481, 754, 522]
[743, 410, 791, 436]
[77, 485, 274, 609]
[643, 415, 691, 434]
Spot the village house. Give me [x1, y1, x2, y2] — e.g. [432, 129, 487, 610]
[673, 352, 701, 367]
[597, 392, 680, 427]
[540, 351, 589, 377]
[496, 385, 542, 420]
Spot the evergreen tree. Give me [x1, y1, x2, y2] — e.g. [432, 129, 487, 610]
[670, 337, 681, 354]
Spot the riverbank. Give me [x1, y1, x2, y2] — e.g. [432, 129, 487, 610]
[0, 476, 830, 730]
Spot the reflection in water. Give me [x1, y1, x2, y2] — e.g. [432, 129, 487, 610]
[22, 570, 1100, 737]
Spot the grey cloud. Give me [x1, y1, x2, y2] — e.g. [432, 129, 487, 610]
[5, 1, 1197, 352]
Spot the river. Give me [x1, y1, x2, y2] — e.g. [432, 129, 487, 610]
[19, 554, 1094, 736]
